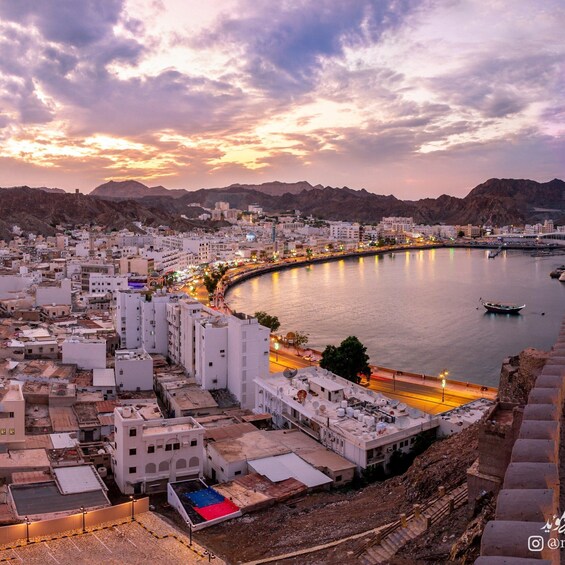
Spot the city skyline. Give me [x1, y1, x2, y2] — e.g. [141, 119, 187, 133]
[0, 1, 564, 198]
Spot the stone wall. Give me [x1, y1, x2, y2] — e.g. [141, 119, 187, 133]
[476, 319, 565, 565]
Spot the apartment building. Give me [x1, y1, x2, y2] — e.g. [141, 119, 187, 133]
[329, 222, 360, 241]
[255, 367, 439, 473]
[112, 405, 204, 494]
[0, 380, 25, 447]
[167, 299, 269, 409]
[115, 290, 183, 354]
[115, 349, 153, 391]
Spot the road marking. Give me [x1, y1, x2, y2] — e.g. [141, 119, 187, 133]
[68, 537, 82, 552]
[11, 549, 22, 562]
[43, 545, 61, 565]
[92, 532, 112, 554]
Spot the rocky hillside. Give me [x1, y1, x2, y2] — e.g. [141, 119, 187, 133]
[94, 177, 565, 225]
[90, 180, 187, 199]
[0, 186, 212, 240]
[2, 177, 564, 234]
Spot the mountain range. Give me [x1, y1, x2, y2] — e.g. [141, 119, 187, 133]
[1, 178, 563, 240]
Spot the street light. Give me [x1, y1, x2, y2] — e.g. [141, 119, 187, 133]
[130, 495, 136, 522]
[274, 341, 280, 363]
[25, 516, 30, 543]
[81, 505, 86, 533]
[441, 370, 449, 403]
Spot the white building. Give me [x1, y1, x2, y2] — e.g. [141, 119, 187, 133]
[62, 338, 107, 370]
[329, 222, 360, 241]
[115, 349, 153, 391]
[88, 274, 129, 297]
[0, 380, 25, 447]
[167, 300, 269, 409]
[255, 367, 439, 472]
[112, 405, 204, 495]
[379, 217, 415, 234]
[115, 290, 184, 354]
[35, 278, 72, 306]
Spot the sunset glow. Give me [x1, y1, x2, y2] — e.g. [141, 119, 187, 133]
[0, 1, 563, 197]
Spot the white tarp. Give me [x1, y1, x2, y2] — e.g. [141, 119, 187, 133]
[248, 452, 332, 488]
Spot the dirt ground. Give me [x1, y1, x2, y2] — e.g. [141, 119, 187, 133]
[184, 423, 481, 565]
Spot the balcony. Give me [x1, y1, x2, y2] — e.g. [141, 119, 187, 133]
[282, 411, 320, 440]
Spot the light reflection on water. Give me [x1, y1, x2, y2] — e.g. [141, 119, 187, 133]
[226, 249, 565, 386]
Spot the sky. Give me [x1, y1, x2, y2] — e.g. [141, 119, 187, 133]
[0, 0, 563, 199]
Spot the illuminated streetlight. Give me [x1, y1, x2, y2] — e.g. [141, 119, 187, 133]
[81, 505, 86, 533]
[274, 341, 280, 363]
[441, 370, 449, 403]
[25, 516, 30, 543]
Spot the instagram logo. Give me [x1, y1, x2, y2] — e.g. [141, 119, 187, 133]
[528, 536, 544, 552]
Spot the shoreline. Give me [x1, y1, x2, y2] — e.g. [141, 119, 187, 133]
[220, 243, 511, 392]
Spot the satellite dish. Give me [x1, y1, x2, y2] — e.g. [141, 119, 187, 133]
[312, 401, 320, 410]
[297, 389, 307, 403]
[283, 368, 298, 379]
[278, 387, 284, 395]
[319, 404, 327, 414]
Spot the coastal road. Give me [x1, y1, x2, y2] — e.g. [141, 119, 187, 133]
[270, 348, 493, 415]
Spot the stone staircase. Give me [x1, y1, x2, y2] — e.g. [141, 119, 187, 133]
[357, 483, 468, 564]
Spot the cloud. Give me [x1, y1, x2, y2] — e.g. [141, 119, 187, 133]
[0, 0, 126, 47]
[0, 0, 563, 197]
[195, 0, 419, 96]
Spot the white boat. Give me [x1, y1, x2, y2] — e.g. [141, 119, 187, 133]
[559, 272, 565, 282]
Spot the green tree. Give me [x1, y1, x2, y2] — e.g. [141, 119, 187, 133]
[254, 311, 281, 333]
[293, 331, 309, 353]
[306, 247, 313, 258]
[203, 264, 228, 295]
[320, 336, 370, 384]
[457, 230, 465, 238]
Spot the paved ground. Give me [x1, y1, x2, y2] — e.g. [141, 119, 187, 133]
[0, 512, 223, 565]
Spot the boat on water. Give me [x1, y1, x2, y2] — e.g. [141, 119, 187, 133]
[481, 300, 525, 314]
[549, 265, 565, 278]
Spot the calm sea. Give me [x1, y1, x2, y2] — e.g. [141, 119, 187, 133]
[226, 248, 565, 386]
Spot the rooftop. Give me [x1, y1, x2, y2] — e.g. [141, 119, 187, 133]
[257, 367, 438, 448]
[209, 430, 289, 463]
[9, 481, 109, 519]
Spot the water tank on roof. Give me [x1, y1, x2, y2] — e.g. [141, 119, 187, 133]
[337, 408, 345, 418]
[97, 467, 108, 478]
[346, 407, 354, 417]
[341, 400, 348, 408]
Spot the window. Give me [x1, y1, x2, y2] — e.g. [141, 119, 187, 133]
[147, 445, 155, 454]
[129, 467, 137, 474]
[8, 412, 14, 418]
[190, 439, 197, 447]
[235, 470, 241, 476]
[9, 429, 15, 435]
[173, 443, 180, 450]
[129, 448, 137, 456]
[129, 428, 137, 437]
[165, 443, 172, 451]
[335, 475, 342, 482]
[208, 362, 213, 367]
[0, 429, 5, 435]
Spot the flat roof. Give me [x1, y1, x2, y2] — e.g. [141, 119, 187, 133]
[10, 482, 109, 517]
[50, 433, 78, 449]
[210, 430, 289, 462]
[249, 453, 332, 488]
[53, 466, 103, 494]
[93, 368, 116, 387]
